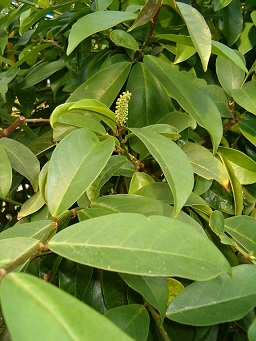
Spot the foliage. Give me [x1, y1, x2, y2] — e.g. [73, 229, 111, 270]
[0, 0, 256, 340]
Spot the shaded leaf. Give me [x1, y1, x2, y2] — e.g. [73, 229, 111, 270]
[223, 0, 243, 46]
[213, 0, 232, 11]
[1, 273, 132, 341]
[248, 318, 256, 341]
[239, 113, 256, 146]
[232, 81, 256, 115]
[167, 265, 256, 326]
[0, 145, 12, 198]
[49, 213, 231, 280]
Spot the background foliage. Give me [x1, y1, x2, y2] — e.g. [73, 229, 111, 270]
[0, 0, 256, 340]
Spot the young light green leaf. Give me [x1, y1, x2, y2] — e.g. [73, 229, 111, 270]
[110, 30, 139, 50]
[239, 113, 256, 146]
[0, 137, 40, 191]
[128, 0, 161, 31]
[1, 273, 133, 341]
[225, 216, 256, 253]
[130, 127, 193, 215]
[18, 191, 45, 220]
[67, 11, 137, 55]
[120, 274, 168, 320]
[167, 264, 256, 326]
[49, 213, 231, 281]
[129, 172, 155, 194]
[176, 2, 211, 71]
[46, 128, 115, 217]
[0, 145, 12, 198]
[216, 54, 245, 96]
[182, 142, 229, 188]
[232, 81, 256, 115]
[144, 56, 222, 153]
[0, 220, 52, 240]
[67, 62, 131, 105]
[0, 237, 38, 267]
[105, 305, 150, 341]
[218, 147, 256, 184]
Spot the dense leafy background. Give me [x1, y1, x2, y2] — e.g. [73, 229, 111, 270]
[0, 0, 256, 340]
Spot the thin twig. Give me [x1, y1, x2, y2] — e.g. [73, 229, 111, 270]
[0, 116, 25, 138]
[145, 301, 171, 341]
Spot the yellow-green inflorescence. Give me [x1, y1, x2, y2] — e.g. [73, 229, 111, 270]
[115, 90, 132, 126]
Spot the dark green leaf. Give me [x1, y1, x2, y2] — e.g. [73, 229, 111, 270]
[0, 145, 12, 198]
[223, 0, 243, 46]
[239, 113, 256, 146]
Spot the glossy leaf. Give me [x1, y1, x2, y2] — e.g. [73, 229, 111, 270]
[110, 30, 139, 50]
[167, 278, 184, 305]
[0, 137, 40, 191]
[232, 81, 256, 115]
[167, 265, 256, 326]
[130, 127, 194, 215]
[68, 62, 131, 105]
[18, 192, 45, 220]
[128, 0, 161, 31]
[0, 220, 51, 240]
[176, 2, 211, 71]
[46, 128, 115, 217]
[49, 213, 231, 280]
[105, 305, 150, 341]
[0, 237, 38, 267]
[120, 274, 168, 320]
[216, 54, 245, 96]
[102, 271, 128, 309]
[127, 63, 170, 127]
[218, 147, 256, 185]
[182, 142, 229, 187]
[0, 145, 12, 198]
[0, 273, 132, 341]
[67, 11, 137, 55]
[225, 216, 256, 253]
[239, 113, 256, 146]
[144, 56, 222, 153]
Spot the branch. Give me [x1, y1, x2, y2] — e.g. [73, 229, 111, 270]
[0, 116, 25, 139]
[145, 301, 171, 341]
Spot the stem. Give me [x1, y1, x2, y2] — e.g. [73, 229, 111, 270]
[0, 116, 25, 138]
[0, 197, 22, 206]
[241, 59, 256, 87]
[25, 118, 50, 124]
[145, 302, 171, 341]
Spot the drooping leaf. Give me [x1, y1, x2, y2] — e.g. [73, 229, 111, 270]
[0, 273, 132, 341]
[46, 128, 115, 217]
[130, 127, 194, 216]
[49, 213, 231, 281]
[167, 264, 256, 326]
[0, 137, 40, 191]
[232, 81, 256, 115]
[176, 2, 211, 71]
[128, 0, 161, 31]
[144, 56, 222, 153]
[67, 62, 131, 105]
[182, 142, 229, 188]
[224, 216, 256, 254]
[120, 274, 168, 320]
[239, 113, 256, 146]
[105, 304, 150, 341]
[0, 145, 12, 198]
[67, 11, 137, 55]
[0, 220, 52, 240]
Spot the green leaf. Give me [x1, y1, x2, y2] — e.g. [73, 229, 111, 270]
[0, 145, 12, 198]
[18, 192, 45, 220]
[216, 54, 245, 96]
[67, 11, 137, 55]
[130, 127, 194, 216]
[209, 210, 231, 244]
[49, 213, 231, 281]
[237, 23, 256, 55]
[28, 131, 56, 156]
[46, 128, 115, 217]
[218, 147, 256, 185]
[223, 0, 243, 46]
[0, 220, 52, 240]
[144, 56, 222, 153]
[110, 30, 139, 50]
[176, 2, 211, 71]
[213, 0, 232, 11]
[167, 264, 256, 326]
[20, 59, 66, 89]
[0, 273, 133, 341]
[248, 318, 256, 341]
[105, 305, 150, 341]
[0, 138, 40, 191]
[94, 0, 113, 11]
[127, 63, 171, 127]
[129, 172, 155, 194]
[67, 62, 131, 105]
[128, 0, 161, 31]
[182, 142, 229, 188]
[120, 274, 168, 320]
[239, 113, 256, 146]
[232, 81, 256, 115]
[224, 216, 256, 254]
[0, 237, 38, 267]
